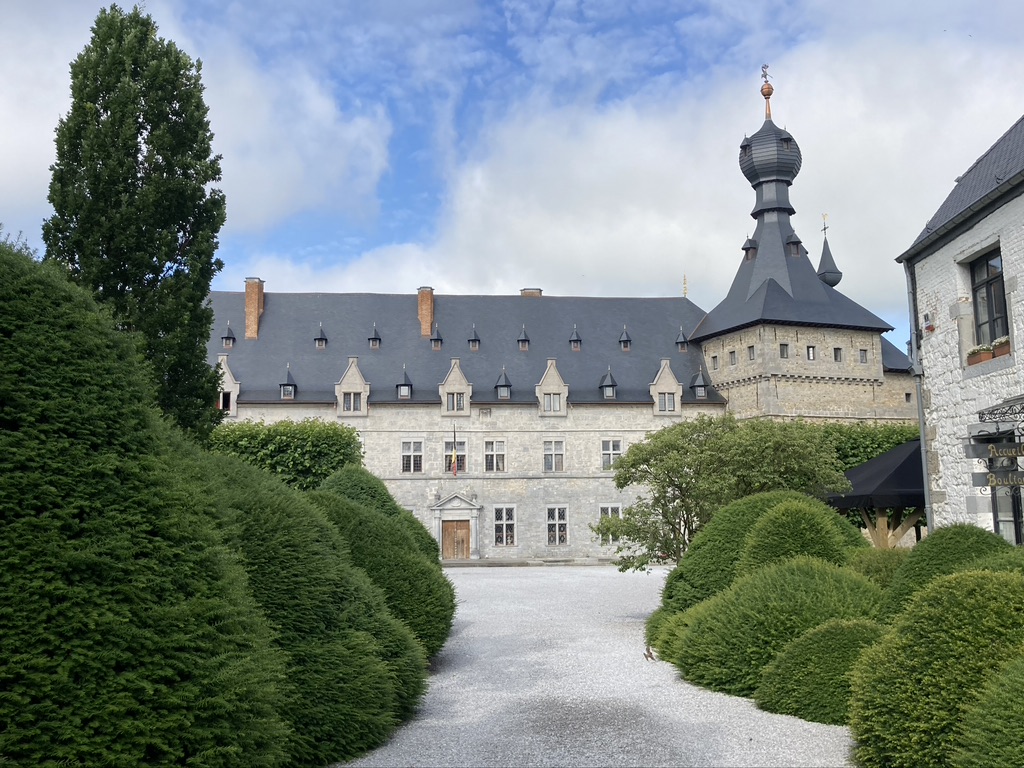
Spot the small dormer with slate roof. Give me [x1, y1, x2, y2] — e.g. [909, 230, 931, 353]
[315, 323, 328, 350]
[599, 368, 617, 399]
[675, 327, 688, 352]
[690, 369, 711, 400]
[518, 325, 530, 352]
[368, 324, 381, 349]
[536, 359, 569, 417]
[336, 357, 370, 417]
[221, 322, 236, 349]
[430, 324, 443, 351]
[569, 325, 582, 351]
[495, 368, 512, 400]
[468, 325, 481, 352]
[650, 359, 684, 416]
[280, 364, 297, 400]
[396, 367, 413, 400]
[619, 326, 631, 352]
[440, 359, 473, 416]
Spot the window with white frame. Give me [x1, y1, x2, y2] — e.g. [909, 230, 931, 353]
[601, 439, 622, 470]
[543, 393, 561, 412]
[806, 345, 816, 361]
[546, 506, 568, 545]
[543, 440, 564, 472]
[446, 392, 466, 412]
[658, 392, 676, 412]
[494, 506, 515, 546]
[444, 440, 466, 474]
[401, 440, 423, 473]
[971, 249, 1008, 346]
[342, 392, 362, 412]
[599, 505, 622, 544]
[485, 440, 506, 472]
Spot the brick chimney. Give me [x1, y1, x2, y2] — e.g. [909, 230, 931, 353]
[520, 288, 543, 297]
[245, 277, 265, 340]
[417, 286, 434, 337]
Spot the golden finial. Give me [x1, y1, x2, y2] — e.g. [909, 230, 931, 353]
[761, 64, 773, 120]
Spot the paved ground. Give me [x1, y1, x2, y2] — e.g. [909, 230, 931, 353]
[344, 566, 855, 768]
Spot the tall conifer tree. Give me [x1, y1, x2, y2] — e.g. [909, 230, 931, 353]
[44, 4, 226, 440]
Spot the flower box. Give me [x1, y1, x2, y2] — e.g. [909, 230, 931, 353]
[967, 345, 994, 365]
[993, 337, 1011, 357]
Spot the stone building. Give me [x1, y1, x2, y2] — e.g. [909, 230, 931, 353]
[207, 80, 915, 561]
[898, 112, 1024, 545]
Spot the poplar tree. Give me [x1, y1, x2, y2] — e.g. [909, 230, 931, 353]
[43, 4, 226, 440]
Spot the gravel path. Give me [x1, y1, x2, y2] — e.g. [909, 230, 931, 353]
[344, 566, 855, 768]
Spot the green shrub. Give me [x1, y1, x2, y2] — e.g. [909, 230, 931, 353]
[188, 452, 426, 765]
[847, 547, 910, 591]
[309, 491, 456, 658]
[735, 499, 850, 576]
[0, 246, 289, 765]
[849, 570, 1024, 768]
[952, 653, 1024, 768]
[321, 465, 440, 560]
[966, 546, 1024, 576]
[878, 524, 1012, 619]
[755, 618, 885, 725]
[660, 490, 811, 616]
[666, 556, 882, 696]
[210, 418, 363, 491]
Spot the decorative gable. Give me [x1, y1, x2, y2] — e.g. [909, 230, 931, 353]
[335, 357, 370, 417]
[216, 354, 240, 417]
[439, 358, 473, 416]
[649, 359, 684, 416]
[535, 358, 569, 417]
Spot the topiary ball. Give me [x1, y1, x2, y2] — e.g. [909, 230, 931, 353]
[735, 499, 849, 576]
[846, 547, 910, 592]
[951, 652, 1024, 768]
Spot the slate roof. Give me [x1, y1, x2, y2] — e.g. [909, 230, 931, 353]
[899, 113, 1024, 262]
[207, 292, 723, 406]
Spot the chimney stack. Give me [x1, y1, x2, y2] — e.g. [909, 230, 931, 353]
[417, 286, 434, 337]
[245, 277, 264, 340]
[520, 288, 543, 297]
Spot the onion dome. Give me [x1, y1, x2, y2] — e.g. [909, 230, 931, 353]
[738, 81, 802, 188]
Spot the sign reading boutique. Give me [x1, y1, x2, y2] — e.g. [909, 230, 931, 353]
[966, 441, 1024, 487]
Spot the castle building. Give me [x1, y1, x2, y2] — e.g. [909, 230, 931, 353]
[899, 112, 1024, 545]
[207, 79, 916, 561]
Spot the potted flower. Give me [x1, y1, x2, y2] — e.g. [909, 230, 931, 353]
[993, 336, 1011, 357]
[967, 344, 994, 365]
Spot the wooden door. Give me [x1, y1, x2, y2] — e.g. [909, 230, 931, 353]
[442, 520, 471, 560]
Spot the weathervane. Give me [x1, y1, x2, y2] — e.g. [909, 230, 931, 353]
[760, 64, 774, 119]
[761, 63, 771, 83]
[821, 213, 829, 236]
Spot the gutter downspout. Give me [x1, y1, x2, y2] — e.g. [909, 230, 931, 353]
[904, 257, 934, 531]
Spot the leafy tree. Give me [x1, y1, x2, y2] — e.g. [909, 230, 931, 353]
[818, 421, 920, 470]
[43, 4, 226, 440]
[593, 416, 851, 571]
[210, 419, 363, 491]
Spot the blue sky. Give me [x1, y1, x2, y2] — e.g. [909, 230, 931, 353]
[4, 1, 1024, 349]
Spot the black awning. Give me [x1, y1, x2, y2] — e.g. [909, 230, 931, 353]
[827, 440, 924, 510]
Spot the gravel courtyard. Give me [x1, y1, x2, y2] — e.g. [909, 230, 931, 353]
[344, 565, 854, 768]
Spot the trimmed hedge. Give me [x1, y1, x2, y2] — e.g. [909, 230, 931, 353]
[735, 499, 851, 576]
[849, 570, 1024, 768]
[846, 546, 910, 591]
[966, 546, 1024, 576]
[951, 653, 1024, 768]
[0, 247, 289, 765]
[184, 451, 427, 765]
[755, 618, 885, 725]
[321, 465, 440, 560]
[659, 491, 811, 615]
[666, 556, 882, 696]
[878, 524, 1012, 620]
[309, 491, 456, 658]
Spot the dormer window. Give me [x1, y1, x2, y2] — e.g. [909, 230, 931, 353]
[569, 325, 582, 352]
[468, 324, 481, 352]
[781, 137, 791, 151]
[741, 237, 758, 262]
[368, 325, 381, 349]
[691, 370, 709, 400]
[676, 327, 688, 353]
[518, 325, 530, 352]
[315, 325, 328, 350]
[619, 326, 631, 352]
[281, 384, 295, 400]
[397, 369, 412, 399]
[430, 325, 443, 351]
[786, 233, 802, 257]
[599, 369, 617, 400]
[221, 325, 235, 349]
[495, 369, 512, 400]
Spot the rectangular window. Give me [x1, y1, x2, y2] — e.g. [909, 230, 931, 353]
[219, 391, 231, 410]
[543, 440, 564, 472]
[806, 345, 816, 361]
[729, 350, 737, 366]
[444, 440, 466, 474]
[712, 355, 719, 370]
[747, 345, 755, 361]
[343, 392, 361, 412]
[971, 249, 1008, 345]
[446, 392, 465, 411]
[281, 384, 295, 400]
[601, 439, 622, 470]
[779, 343, 789, 359]
[401, 440, 423, 473]
[546, 506, 568, 545]
[658, 392, 676, 412]
[543, 393, 561, 412]
[494, 506, 516, 546]
[859, 349, 868, 364]
[833, 347, 843, 363]
[485, 440, 506, 472]
[599, 505, 622, 544]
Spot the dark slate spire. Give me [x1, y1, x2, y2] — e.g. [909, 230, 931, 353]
[816, 229, 842, 287]
[690, 72, 891, 341]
